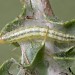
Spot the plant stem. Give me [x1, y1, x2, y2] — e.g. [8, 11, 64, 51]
[24, 0, 54, 19]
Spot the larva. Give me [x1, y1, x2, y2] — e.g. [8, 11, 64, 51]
[0, 26, 75, 44]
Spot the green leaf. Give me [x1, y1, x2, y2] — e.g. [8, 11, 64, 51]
[54, 19, 75, 35]
[0, 3, 26, 35]
[65, 46, 75, 56]
[54, 46, 75, 57]
[18, 41, 47, 75]
[0, 17, 25, 35]
[63, 19, 75, 28]
[50, 19, 75, 74]
[22, 41, 45, 67]
[0, 58, 15, 75]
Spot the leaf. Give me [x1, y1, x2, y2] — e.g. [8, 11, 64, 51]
[0, 17, 25, 35]
[18, 41, 48, 75]
[0, 4, 26, 35]
[50, 19, 75, 74]
[53, 40, 75, 69]
[20, 41, 45, 67]
[54, 19, 75, 35]
[64, 19, 75, 28]
[0, 58, 16, 75]
[54, 46, 75, 57]
[65, 46, 75, 56]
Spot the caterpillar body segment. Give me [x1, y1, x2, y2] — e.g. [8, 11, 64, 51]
[0, 26, 75, 44]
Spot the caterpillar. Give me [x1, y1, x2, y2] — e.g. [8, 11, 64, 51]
[1, 0, 74, 44]
[0, 26, 75, 44]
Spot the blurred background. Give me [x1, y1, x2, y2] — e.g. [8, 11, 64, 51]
[0, 0, 75, 65]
